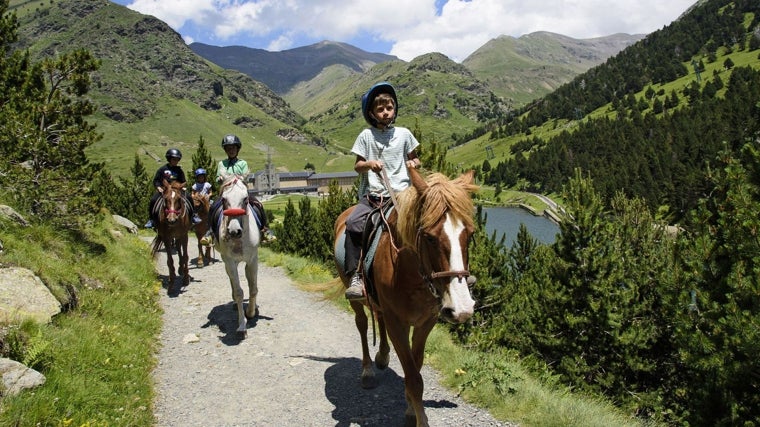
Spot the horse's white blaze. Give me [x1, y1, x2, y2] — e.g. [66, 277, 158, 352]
[441, 214, 475, 319]
[215, 177, 260, 337]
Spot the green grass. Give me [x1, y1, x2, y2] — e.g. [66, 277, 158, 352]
[88, 97, 352, 180]
[425, 331, 650, 427]
[0, 211, 160, 426]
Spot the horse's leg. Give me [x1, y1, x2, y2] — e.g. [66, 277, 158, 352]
[385, 316, 429, 427]
[374, 311, 390, 370]
[243, 254, 259, 320]
[179, 236, 190, 287]
[196, 238, 204, 267]
[350, 301, 375, 389]
[224, 260, 247, 339]
[165, 237, 177, 293]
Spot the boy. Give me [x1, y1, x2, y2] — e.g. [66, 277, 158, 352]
[144, 148, 202, 229]
[344, 82, 421, 300]
[192, 168, 213, 198]
[202, 134, 271, 243]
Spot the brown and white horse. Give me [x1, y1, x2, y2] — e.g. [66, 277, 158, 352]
[151, 180, 191, 294]
[334, 167, 479, 427]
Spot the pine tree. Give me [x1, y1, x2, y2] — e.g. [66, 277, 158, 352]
[673, 141, 760, 425]
[0, 2, 101, 227]
[118, 155, 152, 224]
[191, 135, 217, 192]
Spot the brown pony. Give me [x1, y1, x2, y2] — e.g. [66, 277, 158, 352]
[191, 191, 212, 266]
[333, 167, 479, 427]
[151, 180, 191, 294]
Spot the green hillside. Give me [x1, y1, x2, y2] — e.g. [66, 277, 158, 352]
[463, 32, 643, 106]
[10, 0, 334, 178]
[451, 47, 760, 169]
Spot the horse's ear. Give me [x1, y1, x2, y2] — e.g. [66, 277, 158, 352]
[460, 170, 475, 185]
[409, 165, 428, 192]
[453, 170, 479, 194]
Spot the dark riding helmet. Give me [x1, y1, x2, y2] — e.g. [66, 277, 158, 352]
[194, 168, 207, 177]
[361, 82, 397, 127]
[165, 148, 182, 160]
[222, 134, 242, 149]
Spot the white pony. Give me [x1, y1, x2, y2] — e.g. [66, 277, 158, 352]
[213, 174, 261, 339]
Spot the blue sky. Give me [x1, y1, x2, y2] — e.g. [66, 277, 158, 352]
[110, 0, 696, 62]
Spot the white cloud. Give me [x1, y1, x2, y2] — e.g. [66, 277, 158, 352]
[115, 0, 696, 62]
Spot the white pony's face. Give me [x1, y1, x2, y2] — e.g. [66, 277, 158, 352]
[220, 176, 250, 240]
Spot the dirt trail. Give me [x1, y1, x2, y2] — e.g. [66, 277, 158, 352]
[151, 237, 511, 426]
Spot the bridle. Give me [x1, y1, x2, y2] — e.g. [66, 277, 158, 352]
[220, 176, 249, 214]
[414, 221, 471, 299]
[163, 186, 187, 219]
[378, 168, 471, 300]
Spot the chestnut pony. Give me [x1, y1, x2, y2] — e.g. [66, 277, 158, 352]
[191, 191, 212, 266]
[150, 180, 191, 294]
[333, 167, 478, 427]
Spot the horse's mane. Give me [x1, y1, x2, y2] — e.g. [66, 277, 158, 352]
[395, 172, 478, 249]
[220, 174, 246, 194]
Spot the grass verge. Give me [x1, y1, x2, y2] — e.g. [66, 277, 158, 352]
[0, 211, 161, 426]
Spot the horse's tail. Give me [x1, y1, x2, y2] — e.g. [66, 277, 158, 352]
[150, 235, 164, 257]
[300, 277, 345, 302]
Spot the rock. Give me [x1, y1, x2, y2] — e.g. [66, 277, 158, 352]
[0, 267, 61, 324]
[0, 358, 46, 396]
[183, 333, 200, 343]
[0, 205, 29, 227]
[112, 215, 138, 234]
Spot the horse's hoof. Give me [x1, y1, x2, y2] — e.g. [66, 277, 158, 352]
[361, 374, 378, 389]
[237, 330, 247, 340]
[375, 352, 390, 370]
[404, 414, 417, 427]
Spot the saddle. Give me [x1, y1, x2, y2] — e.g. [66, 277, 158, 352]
[358, 201, 394, 303]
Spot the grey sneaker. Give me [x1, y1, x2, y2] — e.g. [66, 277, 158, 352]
[345, 273, 364, 300]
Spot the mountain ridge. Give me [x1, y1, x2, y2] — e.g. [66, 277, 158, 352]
[190, 40, 398, 94]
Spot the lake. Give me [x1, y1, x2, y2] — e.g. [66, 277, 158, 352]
[481, 207, 560, 246]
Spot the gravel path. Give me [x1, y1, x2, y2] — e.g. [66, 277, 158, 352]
[151, 238, 513, 426]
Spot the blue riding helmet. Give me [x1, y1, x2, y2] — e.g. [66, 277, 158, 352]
[194, 168, 207, 177]
[361, 82, 397, 128]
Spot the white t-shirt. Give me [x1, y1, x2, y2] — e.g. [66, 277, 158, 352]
[192, 182, 212, 195]
[351, 126, 419, 198]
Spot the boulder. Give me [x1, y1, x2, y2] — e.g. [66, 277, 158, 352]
[0, 358, 46, 396]
[0, 267, 61, 324]
[112, 214, 138, 234]
[0, 205, 29, 227]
